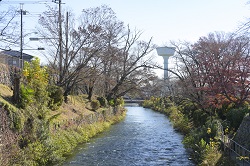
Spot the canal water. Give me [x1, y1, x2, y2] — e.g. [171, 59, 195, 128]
[64, 106, 194, 166]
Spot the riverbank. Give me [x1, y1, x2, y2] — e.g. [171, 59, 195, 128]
[142, 96, 236, 166]
[0, 84, 126, 165]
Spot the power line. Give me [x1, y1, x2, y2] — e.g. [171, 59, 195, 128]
[1, 1, 52, 4]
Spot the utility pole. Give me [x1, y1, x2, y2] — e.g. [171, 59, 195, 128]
[20, 3, 27, 69]
[53, 0, 63, 85]
[20, 6, 23, 69]
[13, 4, 27, 103]
[65, 11, 69, 73]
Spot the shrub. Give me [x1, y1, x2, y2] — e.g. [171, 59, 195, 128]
[115, 97, 124, 106]
[163, 97, 174, 108]
[48, 85, 64, 110]
[226, 107, 249, 131]
[200, 141, 222, 166]
[91, 100, 100, 111]
[182, 118, 220, 164]
[108, 97, 124, 107]
[21, 58, 49, 109]
[19, 84, 34, 109]
[97, 96, 108, 107]
[108, 99, 115, 106]
[178, 99, 199, 118]
[142, 99, 153, 108]
[192, 109, 209, 127]
[173, 115, 191, 134]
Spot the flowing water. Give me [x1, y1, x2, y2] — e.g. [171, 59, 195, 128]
[64, 106, 194, 166]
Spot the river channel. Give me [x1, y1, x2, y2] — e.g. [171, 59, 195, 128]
[64, 106, 194, 166]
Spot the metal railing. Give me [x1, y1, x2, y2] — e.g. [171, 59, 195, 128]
[217, 122, 250, 165]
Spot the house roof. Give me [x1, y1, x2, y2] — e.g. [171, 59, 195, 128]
[0, 50, 34, 59]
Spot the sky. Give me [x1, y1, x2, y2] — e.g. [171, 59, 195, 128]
[1, 0, 250, 78]
[67, 0, 250, 43]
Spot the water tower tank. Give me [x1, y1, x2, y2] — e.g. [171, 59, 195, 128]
[156, 47, 175, 80]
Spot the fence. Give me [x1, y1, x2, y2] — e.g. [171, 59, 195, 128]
[217, 122, 250, 165]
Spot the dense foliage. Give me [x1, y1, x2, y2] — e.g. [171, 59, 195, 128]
[21, 57, 49, 110]
[159, 32, 250, 165]
[142, 96, 248, 165]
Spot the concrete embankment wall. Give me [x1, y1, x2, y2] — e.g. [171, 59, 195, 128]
[234, 114, 250, 150]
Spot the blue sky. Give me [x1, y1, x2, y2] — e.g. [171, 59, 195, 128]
[1, 0, 250, 77]
[2, 0, 249, 44]
[64, 0, 250, 44]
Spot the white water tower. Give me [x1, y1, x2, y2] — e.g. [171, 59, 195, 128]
[156, 47, 175, 80]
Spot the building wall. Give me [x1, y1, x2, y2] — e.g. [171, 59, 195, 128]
[0, 53, 20, 67]
[0, 51, 33, 68]
[6, 56, 20, 68]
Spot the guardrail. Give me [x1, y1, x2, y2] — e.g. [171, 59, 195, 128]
[217, 122, 250, 165]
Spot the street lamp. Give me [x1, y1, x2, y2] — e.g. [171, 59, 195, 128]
[29, 37, 58, 41]
[23, 47, 45, 50]
[29, 37, 40, 41]
[37, 47, 45, 50]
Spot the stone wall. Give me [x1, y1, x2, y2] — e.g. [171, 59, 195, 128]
[0, 63, 12, 86]
[233, 114, 250, 150]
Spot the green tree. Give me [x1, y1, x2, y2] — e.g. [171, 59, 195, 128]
[21, 57, 49, 112]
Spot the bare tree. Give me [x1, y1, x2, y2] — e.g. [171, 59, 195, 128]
[38, 5, 125, 101]
[101, 28, 157, 100]
[0, 5, 19, 50]
[169, 40, 206, 108]
[74, 26, 157, 101]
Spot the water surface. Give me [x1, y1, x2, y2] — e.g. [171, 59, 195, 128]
[64, 106, 194, 166]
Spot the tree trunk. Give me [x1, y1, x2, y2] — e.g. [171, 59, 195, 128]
[63, 88, 71, 103]
[12, 69, 21, 104]
[87, 86, 94, 100]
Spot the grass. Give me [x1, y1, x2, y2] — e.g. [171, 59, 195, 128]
[0, 84, 12, 96]
[0, 84, 13, 102]
[0, 84, 119, 128]
[48, 95, 97, 125]
[0, 84, 93, 124]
